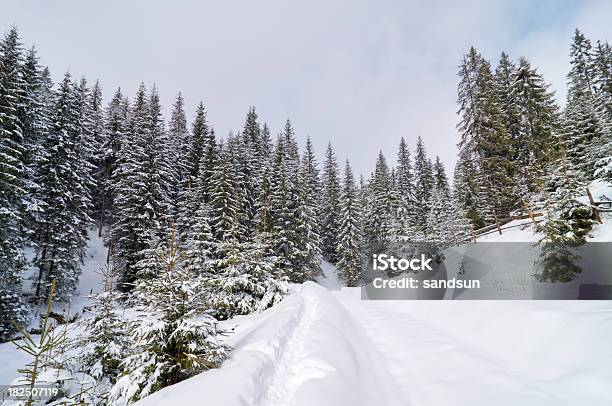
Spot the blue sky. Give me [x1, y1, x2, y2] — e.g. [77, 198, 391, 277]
[3, 0, 612, 177]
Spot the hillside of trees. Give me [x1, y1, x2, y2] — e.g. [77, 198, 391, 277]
[0, 25, 611, 403]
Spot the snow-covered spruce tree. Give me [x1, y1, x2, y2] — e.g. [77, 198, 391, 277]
[433, 156, 450, 196]
[75, 77, 99, 218]
[148, 86, 173, 225]
[512, 57, 561, 185]
[282, 119, 301, 176]
[426, 184, 454, 245]
[176, 101, 210, 237]
[197, 126, 218, 205]
[536, 156, 593, 283]
[337, 160, 364, 286]
[396, 137, 415, 199]
[494, 52, 521, 146]
[0, 26, 29, 340]
[111, 83, 168, 289]
[71, 258, 128, 391]
[537, 145, 595, 245]
[110, 226, 228, 404]
[568, 29, 596, 98]
[427, 159, 455, 244]
[166, 92, 189, 221]
[266, 128, 320, 282]
[294, 137, 322, 280]
[413, 136, 434, 227]
[593, 40, 612, 120]
[269, 135, 298, 279]
[457, 47, 514, 219]
[33, 72, 93, 301]
[210, 235, 287, 320]
[98, 88, 128, 232]
[565, 31, 610, 180]
[320, 142, 341, 262]
[564, 91, 609, 180]
[183, 201, 215, 274]
[232, 123, 259, 240]
[80, 79, 105, 231]
[364, 151, 395, 251]
[210, 142, 240, 242]
[393, 137, 419, 239]
[241, 106, 266, 178]
[256, 161, 273, 235]
[260, 122, 273, 160]
[453, 152, 487, 229]
[18, 46, 48, 238]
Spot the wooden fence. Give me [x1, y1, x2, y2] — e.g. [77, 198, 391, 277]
[460, 187, 610, 243]
[586, 187, 612, 224]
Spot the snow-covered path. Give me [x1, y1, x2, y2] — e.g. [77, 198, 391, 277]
[259, 293, 321, 406]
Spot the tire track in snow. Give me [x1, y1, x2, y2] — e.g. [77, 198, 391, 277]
[258, 292, 320, 406]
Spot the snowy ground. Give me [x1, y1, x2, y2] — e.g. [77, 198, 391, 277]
[138, 281, 612, 406]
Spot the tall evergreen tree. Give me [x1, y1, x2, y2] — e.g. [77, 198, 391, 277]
[512, 57, 561, 183]
[457, 47, 514, 219]
[494, 52, 521, 158]
[210, 143, 239, 242]
[167, 92, 189, 220]
[177, 101, 209, 236]
[337, 160, 364, 286]
[395, 137, 415, 198]
[111, 83, 167, 288]
[320, 142, 341, 262]
[0, 27, 32, 339]
[295, 137, 322, 279]
[365, 151, 394, 249]
[413, 136, 434, 225]
[565, 30, 610, 180]
[269, 136, 296, 277]
[453, 153, 487, 229]
[34, 72, 93, 300]
[432, 156, 450, 197]
[568, 29, 595, 99]
[99, 88, 128, 233]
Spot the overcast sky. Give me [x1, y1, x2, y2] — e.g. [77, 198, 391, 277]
[3, 0, 612, 177]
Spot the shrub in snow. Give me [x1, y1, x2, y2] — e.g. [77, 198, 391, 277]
[109, 227, 228, 405]
[69, 261, 129, 401]
[210, 237, 288, 320]
[538, 157, 595, 245]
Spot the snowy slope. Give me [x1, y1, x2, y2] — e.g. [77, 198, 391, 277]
[0, 229, 107, 385]
[137, 279, 612, 406]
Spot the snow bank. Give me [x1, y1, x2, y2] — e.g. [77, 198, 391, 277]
[336, 287, 612, 406]
[136, 282, 407, 406]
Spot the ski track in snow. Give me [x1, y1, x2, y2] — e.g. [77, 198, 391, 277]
[258, 292, 320, 406]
